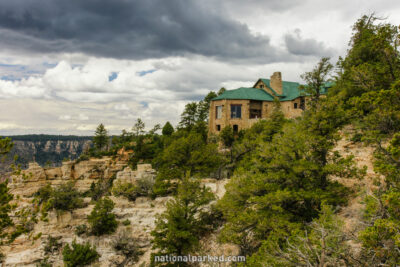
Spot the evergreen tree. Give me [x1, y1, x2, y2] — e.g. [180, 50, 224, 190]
[93, 123, 108, 151]
[0, 137, 14, 240]
[153, 131, 222, 181]
[0, 181, 13, 240]
[247, 205, 353, 266]
[300, 57, 333, 102]
[220, 125, 235, 149]
[87, 197, 118, 236]
[132, 118, 145, 137]
[161, 122, 174, 136]
[0, 137, 13, 157]
[151, 177, 215, 265]
[197, 91, 217, 122]
[333, 14, 400, 104]
[63, 240, 100, 267]
[217, 87, 226, 96]
[316, 14, 400, 265]
[0, 137, 14, 246]
[178, 102, 198, 130]
[357, 133, 400, 265]
[217, 99, 359, 256]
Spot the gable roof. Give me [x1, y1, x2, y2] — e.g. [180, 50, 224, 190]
[213, 78, 333, 102]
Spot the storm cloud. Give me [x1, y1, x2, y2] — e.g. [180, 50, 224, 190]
[1, 0, 399, 135]
[0, 0, 283, 61]
[284, 29, 335, 57]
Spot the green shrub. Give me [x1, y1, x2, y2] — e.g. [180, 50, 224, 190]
[112, 230, 142, 265]
[112, 181, 138, 201]
[36, 257, 51, 267]
[9, 207, 37, 242]
[75, 154, 89, 163]
[44, 235, 62, 254]
[122, 219, 131, 226]
[350, 132, 363, 143]
[86, 178, 113, 201]
[62, 240, 99, 267]
[52, 182, 84, 211]
[88, 197, 118, 236]
[112, 177, 154, 201]
[136, 176, 154, 196]
[75, 224, 88, 236]
[34, 183, 53, 204]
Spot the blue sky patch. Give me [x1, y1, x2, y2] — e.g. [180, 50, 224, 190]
[1, 75, 22, 81]
[137, 69, 156, 77]
[42, 62, 57, 68]
[108, 72, 118, 81]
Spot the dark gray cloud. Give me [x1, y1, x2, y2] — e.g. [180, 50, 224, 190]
[0, 0, 285, 62]
[284, 29, 334, 57]
[219, 0, 302, 13]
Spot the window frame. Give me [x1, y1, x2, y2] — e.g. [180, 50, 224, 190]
[230, 104, 242, 119]
[216, 105, 223, 119]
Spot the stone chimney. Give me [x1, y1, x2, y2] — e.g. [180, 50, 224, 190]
[270, 72, 283, 95]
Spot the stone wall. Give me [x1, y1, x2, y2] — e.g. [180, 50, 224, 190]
[281, 99, 303, 118]
[209, 99, 257, 134]
[209, 97, 304, 134]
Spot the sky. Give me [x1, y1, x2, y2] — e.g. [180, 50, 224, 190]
[0, 0, 400, 135]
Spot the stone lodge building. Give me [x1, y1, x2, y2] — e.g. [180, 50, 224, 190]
[208, 72, 332, 134]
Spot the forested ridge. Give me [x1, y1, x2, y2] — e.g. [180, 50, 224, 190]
[1, 14, 400, 266]
[0, 135, 93, 172]
[6, 135, 92, 142]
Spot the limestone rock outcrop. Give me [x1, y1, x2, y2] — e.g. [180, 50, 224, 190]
[2, 156, 235, 266]
[115, 164, 156, 184]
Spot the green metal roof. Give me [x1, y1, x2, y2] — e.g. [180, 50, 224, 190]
[213, 78, 333, 102]
[212, 87, 274, 101]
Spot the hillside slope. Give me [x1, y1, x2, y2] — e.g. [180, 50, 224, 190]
[1, 131, 378, 266]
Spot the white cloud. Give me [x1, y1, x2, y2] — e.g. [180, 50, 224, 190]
[1, 0, 400, 135]
[59, 115, 72, 121]
[78, 114, 89, 121]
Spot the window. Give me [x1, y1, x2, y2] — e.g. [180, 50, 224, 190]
[250, 100, 262, 119]
[216, 125, 221, 131]
[259, 85, 264, 88]
[233, 125, 239, 132]
[231, 105, 242, 119]
[216, 106, 222, 119]
[250, 109, 261, 119]
[300, 97, 305, 110]
[294, 103, 298, 109]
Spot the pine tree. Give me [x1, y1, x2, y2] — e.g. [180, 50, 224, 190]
[197, 91, 217, 122]
[0, 137, 13, 240]
[0, 137, 13, 156]
[217, 87, 226, 96]
[161, 122, 174, 136]
[153, 131, 222, 180]
[132, 118, 145, 137]
[247, 205, 352, 266]
[151, 177, 214, 265]
[93, 123, 108, 151]
[87, 197, 117, 236]
[178, 102, 198, 130]
[300, 57, 333, 102]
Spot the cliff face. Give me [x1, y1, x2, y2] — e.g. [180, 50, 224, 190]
[0, 137, 92, 174]
[2, 155, 235, 267]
